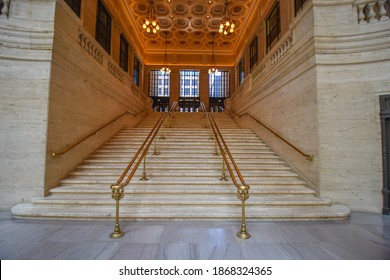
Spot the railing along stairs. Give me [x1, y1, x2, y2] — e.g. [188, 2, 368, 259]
[201, 102, 251, 239]
[109, 102, 177, 239]
[224, 103, 313, 161]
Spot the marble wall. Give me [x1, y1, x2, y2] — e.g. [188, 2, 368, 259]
[0, 0, 148, 209]
[46, 1, 148, 193]
[0, 0, 56, 208]
[229, 0, 390, 213]
[313, 0, 390, 212]
[230, 2, 319, 190]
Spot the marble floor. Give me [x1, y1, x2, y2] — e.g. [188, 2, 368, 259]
[0, 211, 389, 260]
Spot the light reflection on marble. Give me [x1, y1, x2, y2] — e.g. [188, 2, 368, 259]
[0, 212, 389, 260]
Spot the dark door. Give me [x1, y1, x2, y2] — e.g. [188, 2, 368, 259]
[209, 97, 226, 112]
[380, 95, 390, 214]
[151, 97, 170, 112]
[178, 98, 200, 112]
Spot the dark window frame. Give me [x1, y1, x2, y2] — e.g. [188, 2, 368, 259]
[119, 35, 129, 72]
[133, 56, 141, 87]
[294, 0, 308, 16]
[64, 0, 81, 17]
[249, 37, 258, 72]
[266, 1, 280, 52]
[380, 95, 390, 215]
[96, 0, 111, 54]
[238, 57, 245, 86]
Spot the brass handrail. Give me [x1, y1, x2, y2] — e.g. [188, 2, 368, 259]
[52, 112, 135, 158]
[201, 102, 251, 239]
[109, 101, 177, 239]
[225, 104, 313, 161]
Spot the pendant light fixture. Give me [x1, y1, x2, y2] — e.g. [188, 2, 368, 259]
[161, 31, 171, 73]
[208, 32, 218, 74]
[143, 0, 160, 34]
[219, 0, 235, 35]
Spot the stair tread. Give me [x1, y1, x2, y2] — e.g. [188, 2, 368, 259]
[11, 204, 350, 220]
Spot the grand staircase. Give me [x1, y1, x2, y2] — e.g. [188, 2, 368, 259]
[11, 112, 350, 220]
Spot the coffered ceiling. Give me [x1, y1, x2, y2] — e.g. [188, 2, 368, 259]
[120, 0, 260, 58]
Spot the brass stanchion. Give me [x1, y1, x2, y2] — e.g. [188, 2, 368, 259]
[237, 184, 251, 239]
[110, 184, 124, 239]
[220, 157, 228, 181]
[140, 150, 149, 181]
[159, 124, 166, 140]
[214, 139, 219, 156]
[153, 138, 159, 156]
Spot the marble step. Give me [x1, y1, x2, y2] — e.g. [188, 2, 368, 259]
[100, 143, 270, 150]
[69, 170, 299, 178]
[112, 130, 213, 133]
[83, 157, 286, 164]
[111, 133, 258, 139]
[49, 185, 315, 195]
[93, 149, 278, 156]
[31, 194, 330, 207]
[64, 171, 302, 179]
[56, 180, 308, 188]
[60, 177, 307, 186]
[87, 155, 285, 163]
[11, 204, 350, 221]
[76, 163, 292, 171]
[105, 141, 268, 148]
[112, 133, 259, 139]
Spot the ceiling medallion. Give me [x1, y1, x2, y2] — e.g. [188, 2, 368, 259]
[219, 0, 235, 35]
[142, 0, 160, 34]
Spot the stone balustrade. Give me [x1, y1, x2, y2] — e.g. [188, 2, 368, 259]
[78, 29, 126, 83]
[78, 31, 104, 66]
[356, 0, 390, 23]
[108, 61, 123, 82]
[0, 0, 11, 18]
[251, 33, 293, 82]
[0, 0, 10, 18]
[270, 36, 293, 65]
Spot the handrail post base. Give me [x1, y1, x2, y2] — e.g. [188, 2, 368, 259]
[110, 224, 124, 239]
[237, 224, 251, 239]
[220, 174, 228, 181]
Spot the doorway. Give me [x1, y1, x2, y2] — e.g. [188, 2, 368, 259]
[380, 95, 390, 214]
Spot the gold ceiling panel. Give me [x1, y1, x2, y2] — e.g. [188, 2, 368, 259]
[123, 0, 258, 55]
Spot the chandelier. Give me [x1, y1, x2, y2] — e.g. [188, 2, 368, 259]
[219, 0, 235, 35]
[161, 31, 171, 73]
[208, 32, 218, 74]
[143, 0, 160, 34]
